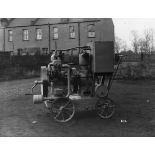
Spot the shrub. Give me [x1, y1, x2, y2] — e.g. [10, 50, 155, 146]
[117, 62, 152, 79]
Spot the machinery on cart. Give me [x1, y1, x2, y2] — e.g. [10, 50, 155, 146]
[29, 41, 122, 122]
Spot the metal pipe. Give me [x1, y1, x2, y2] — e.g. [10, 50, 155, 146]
[106, 55, 124, 97]
[3, 28, 5, 52]
[48, 23, 51, 53]
[51, 82, 54, 96]
[78, 23, 80, 54]
[67, 67, 71, 97]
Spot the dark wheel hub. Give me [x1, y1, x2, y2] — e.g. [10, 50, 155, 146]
[95, 97, 115, 119]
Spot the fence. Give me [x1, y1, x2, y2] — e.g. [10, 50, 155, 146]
[116, 53, 155, 79]
[0, 53, 50, 68]
[0, 53, 51, 81]
[1, 52, 155, 80]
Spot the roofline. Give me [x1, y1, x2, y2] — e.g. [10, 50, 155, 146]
[31, 18, 40, 25]
[8, 18, 15, 25]
[2, 19, 101, 29]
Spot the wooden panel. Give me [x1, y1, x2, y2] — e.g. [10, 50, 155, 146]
[93, 41, 114, 73]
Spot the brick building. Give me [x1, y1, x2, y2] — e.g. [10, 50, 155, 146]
[0, 18, 114, 55]
[0, 19, 4, 51]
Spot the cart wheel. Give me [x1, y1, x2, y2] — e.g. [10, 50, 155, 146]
[95, 97, 115, 119]
[51, 97, 75, 123]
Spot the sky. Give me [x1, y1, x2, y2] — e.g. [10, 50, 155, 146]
[113, 18, 155, 49]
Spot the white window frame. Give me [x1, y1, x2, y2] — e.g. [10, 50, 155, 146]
[8, 30, 13, 42]
[88, 24, 95, 38]
[69, 26, 76, 39]
[53, 27, 58, 40]
[23, 29, 29, 41]
[36, 28, 42, 40]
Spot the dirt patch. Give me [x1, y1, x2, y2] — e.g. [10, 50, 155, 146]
[0, 78, 155, 136]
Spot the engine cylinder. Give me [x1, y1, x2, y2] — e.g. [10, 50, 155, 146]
[33, 95, 43, 104]
[79, 52, 89, 65]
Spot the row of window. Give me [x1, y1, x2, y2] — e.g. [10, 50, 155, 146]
[8, 24, 95, 42]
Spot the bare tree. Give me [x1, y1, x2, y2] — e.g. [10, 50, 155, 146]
[115, 36, 121, 53]
[115, 36, 127, 53]
[131, 30, 140, 53]
[139, 38, 145, 53]
[131, 29, 155, 54]
[143, 28, 154, 54]
[121, 40, 127, 52]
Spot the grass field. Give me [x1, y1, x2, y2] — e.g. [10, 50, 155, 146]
[0, 78, 155, 136]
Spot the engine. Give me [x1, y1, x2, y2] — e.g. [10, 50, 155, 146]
[33, 41, 114, 102]
[30, 41, 117, 122]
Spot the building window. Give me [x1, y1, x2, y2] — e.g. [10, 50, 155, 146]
[69, 26, 75, 39]
[88, 24, 95, 38]
[23, 29, 29, 41]
[8, 30, 13, 42]
[53, 27, 58, 40]
[36, 28, 42, 40]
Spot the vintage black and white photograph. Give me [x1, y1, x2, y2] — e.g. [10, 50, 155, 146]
[0, 18, 155, 137]
[1, 0, 155, 154]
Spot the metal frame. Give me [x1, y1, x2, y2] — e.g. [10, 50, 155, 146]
[26, 46, 123, 122]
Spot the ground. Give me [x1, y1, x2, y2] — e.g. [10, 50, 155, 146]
[0, 78, 155, 137]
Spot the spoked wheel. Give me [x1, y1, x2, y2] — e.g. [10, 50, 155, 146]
[51, 97, 75, 123]
[95, 97, 115, 119]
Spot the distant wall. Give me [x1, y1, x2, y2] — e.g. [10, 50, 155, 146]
[80, 19, 114, 46]
[50, 23, 79, 50]
[5, 25, 49, 53]
[0, 28, 4, 51]
[4, 19, 114, 53]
